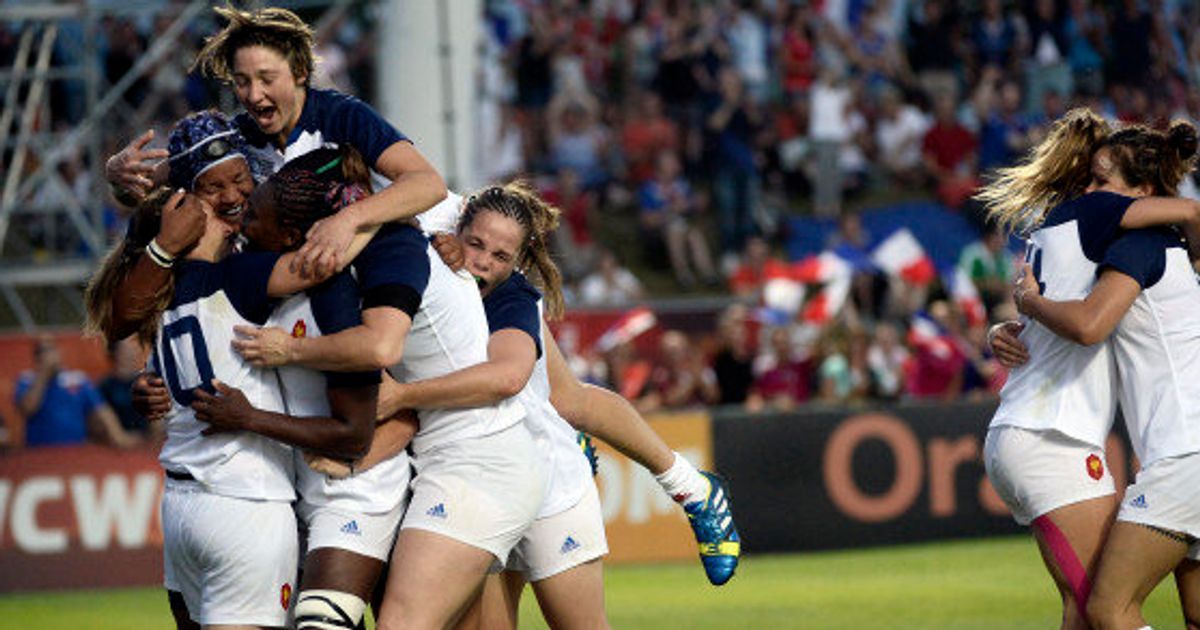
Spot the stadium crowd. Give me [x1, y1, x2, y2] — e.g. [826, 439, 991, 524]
[8, 0, 1200, 446]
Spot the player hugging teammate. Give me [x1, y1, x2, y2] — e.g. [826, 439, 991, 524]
[91, 5, 741, 630]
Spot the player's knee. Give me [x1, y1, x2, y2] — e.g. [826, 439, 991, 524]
[1084, 592, 1121, 630]
[295, 589, 367, 630]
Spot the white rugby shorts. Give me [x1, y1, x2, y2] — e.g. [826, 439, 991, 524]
[1118, 452, 1200, 559]
[401, 422, 546, 563]
[984, 426, 1115, 525]
[299, 495, 408, 562]
[162, 479, 299, 627]
[508, 480, 608, 582]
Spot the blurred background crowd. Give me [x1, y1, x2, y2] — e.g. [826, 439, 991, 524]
[6, 0, 1200, 447]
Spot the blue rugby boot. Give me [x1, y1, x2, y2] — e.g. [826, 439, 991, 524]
[577, 431, 599, 476]
[684, 471, 740, 585]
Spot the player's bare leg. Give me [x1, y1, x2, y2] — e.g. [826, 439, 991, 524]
[375, 529, 494, 630]
[530, 559, 609, 630]
[1087, 521, 1189, 630]
[1173, 558, 1200, 630]
[1030, 495, 1118, 630]
[452, 572, 520, 630]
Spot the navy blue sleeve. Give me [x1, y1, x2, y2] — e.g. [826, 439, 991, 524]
[1098, 228, 1177, 289]
[308, 272, 381, 389]
[323, 90, 409, 167]
[483, 275, 543, 358]
[1072, 191, 1136, 262]
[217, 252, 281, 324]
[354, 224, 430, 317]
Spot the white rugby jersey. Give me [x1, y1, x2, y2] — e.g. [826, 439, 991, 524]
[484, 274, 592, 519]
[991, 192, 1134, 448]
[267, 273, 411, 515]
[390, 245, 525, 454]
[1102, 229, 1200, 465]
[154, 253, 295, 501]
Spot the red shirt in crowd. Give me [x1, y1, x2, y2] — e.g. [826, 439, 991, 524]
[922, 122, 977, 172]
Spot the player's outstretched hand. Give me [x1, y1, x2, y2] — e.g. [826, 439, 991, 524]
[193, 379, 252, 435]
[132, 373, 171, 422]
[107, 129, 169, 203]
[987, 320, 1028, 368]
[157, 190, 208, 256]
[295, 212, 357, 278]
[431, 232, 465, 271]
[232, 325, 293, 368]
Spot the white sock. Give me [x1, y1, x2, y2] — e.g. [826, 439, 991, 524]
[654, 452, 710, 505]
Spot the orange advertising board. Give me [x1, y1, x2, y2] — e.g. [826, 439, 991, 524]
[593, 411, 712, 564]
[0, 444, 164, 592]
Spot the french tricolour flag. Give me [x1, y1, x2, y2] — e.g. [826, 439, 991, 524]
[801, 276, 852, 324]
[871, 228, 936, 285]
[946, 267, 987, 327]
[907, 311, 955, 359]
[594, 307, 657, 353]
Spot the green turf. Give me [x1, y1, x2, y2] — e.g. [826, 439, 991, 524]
[0, 536, 1184, 629]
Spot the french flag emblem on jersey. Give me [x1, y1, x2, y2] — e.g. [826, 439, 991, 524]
[871, 228, 936, 286]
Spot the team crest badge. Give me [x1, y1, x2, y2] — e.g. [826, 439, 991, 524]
[291, 320, 307, 338]
[280, 583, 292, 610]
[1086, 454, 1104, 481]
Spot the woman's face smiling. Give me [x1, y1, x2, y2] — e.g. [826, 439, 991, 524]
[461, 210, 524, 295]
[191, 158, 254, 228]
[231, 45, 306, 139]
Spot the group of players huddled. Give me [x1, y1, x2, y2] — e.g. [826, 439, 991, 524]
[83, 6, 740, 630]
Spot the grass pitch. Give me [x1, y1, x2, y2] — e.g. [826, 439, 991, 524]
[0, 536, 1184, 629]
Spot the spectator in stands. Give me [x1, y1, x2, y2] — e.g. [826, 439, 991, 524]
[779, 5, 816, 98]
[14, 335, 139, 449]
[1107, 0, 1154, 89]
[968, 0, 1028, 78]
[746, 326, 813, 411]
[906, 302, 967, 400]
[808, 67, 855, 217]
[639, 331, 720, 413]
[707, 67, 763, 258]
[640, 150, 718, 288]
[1024, 0, 1073, 114]
[98, 337, 160, 440]
[957, 223, 1016, 311]
[725, 0, 769, 103]
[1065, 0, 1106, 97]
[922, 94, 979, 208]
[547, 90, 611, 191]
[906, 0, 962, 102]
[622, 92, 681, 186]
[874, 85, 931, 187]
[579, 250, 644, 307]
[544, 168, 597, 281]
[728, 235, 787, 300]
[712, 305, 754, 406]
[867, 321, 909, 400]
[974, 68, 1035, 173]
[816, 325, 870, 404]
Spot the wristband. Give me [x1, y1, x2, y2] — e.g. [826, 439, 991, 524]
[145, 239, 176, 268]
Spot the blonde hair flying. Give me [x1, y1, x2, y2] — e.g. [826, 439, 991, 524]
[975, 108, 1110, 233]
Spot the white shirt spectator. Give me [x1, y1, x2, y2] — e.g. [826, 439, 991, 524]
[876, 105, 931, 171]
